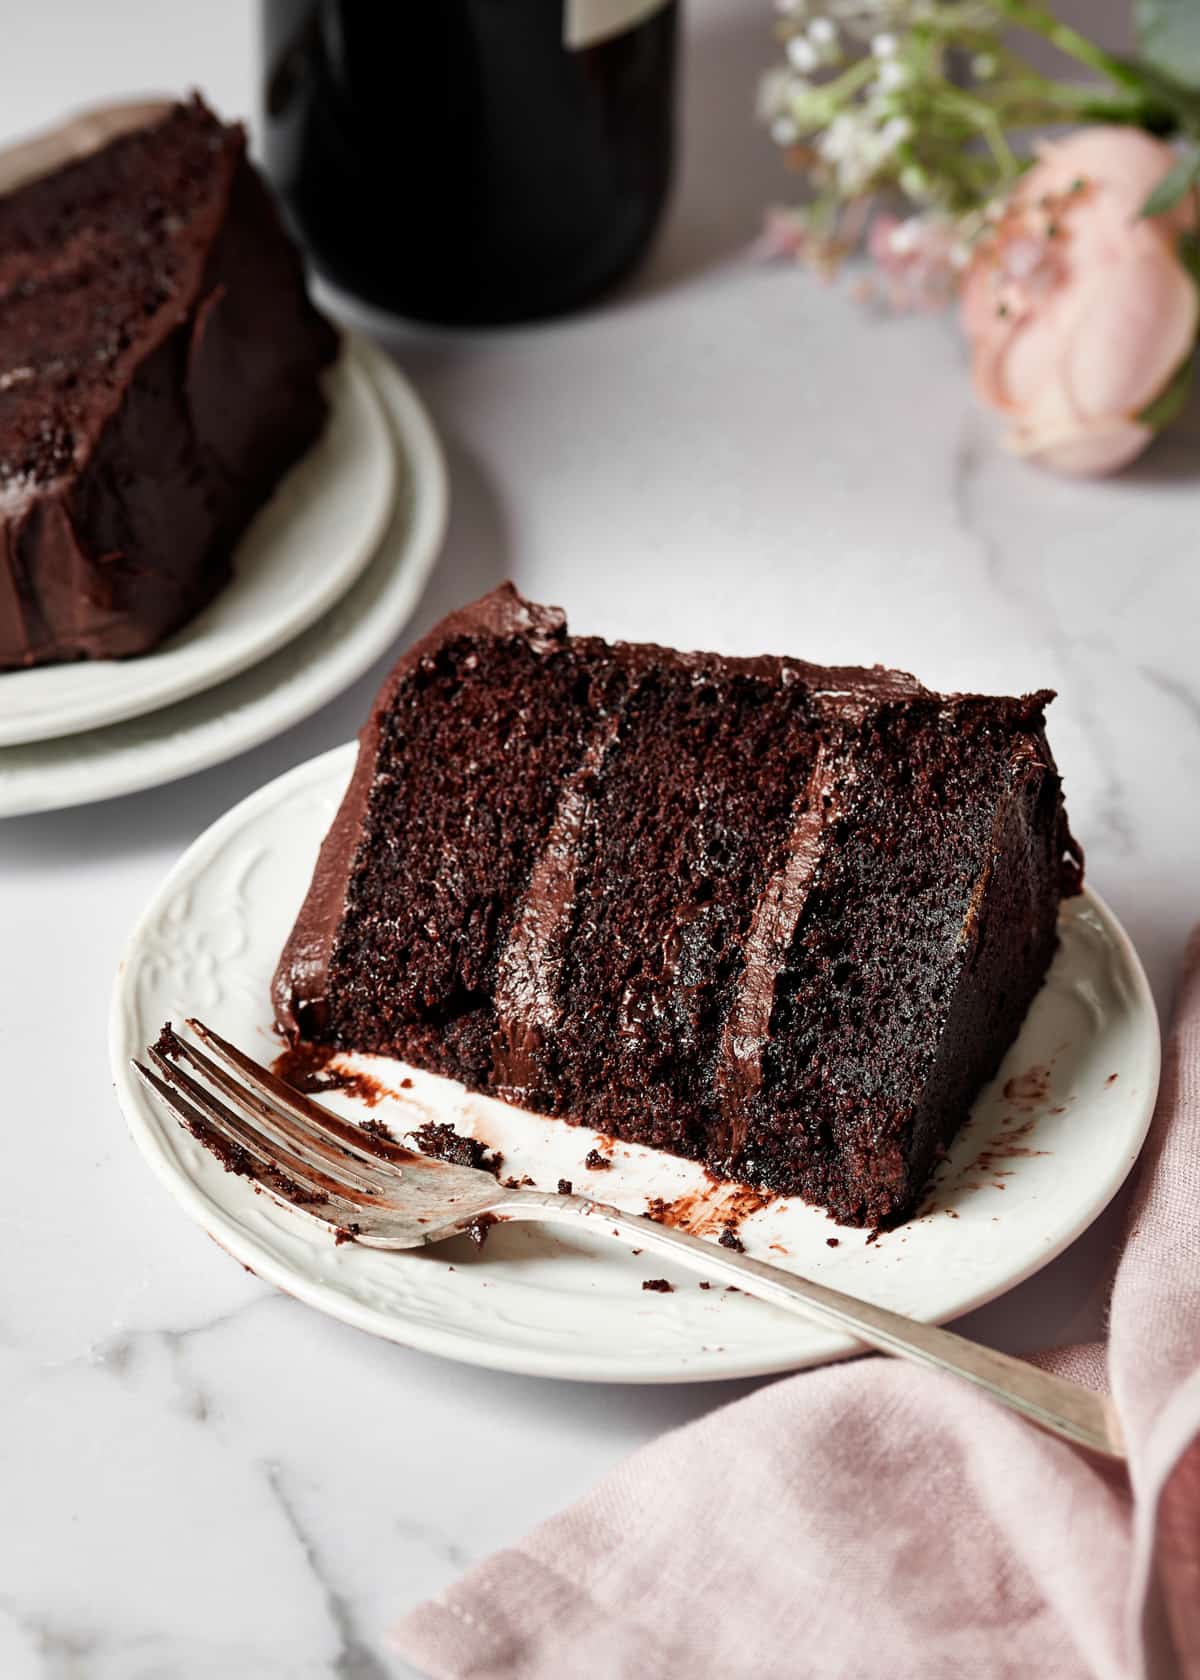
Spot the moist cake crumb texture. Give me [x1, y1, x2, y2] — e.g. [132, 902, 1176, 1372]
[411, 1120, 503, 1178]
[273, 584, 1082, 1228]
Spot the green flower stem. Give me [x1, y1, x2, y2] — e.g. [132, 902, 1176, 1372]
[991, 1, 1140, 90]
[818, 56, 880, 107]
[991, 0, 1200, 131]
[937, 86, 1021, 178]
[988, 79, 1158, 126]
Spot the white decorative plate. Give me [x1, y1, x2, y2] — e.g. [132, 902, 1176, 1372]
[110, 744, 1161, 1383]
[0, 346, 446, 817]
[0, 342, 394, 747]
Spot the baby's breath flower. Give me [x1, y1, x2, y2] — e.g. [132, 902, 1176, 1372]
[880, 114, 913, 149]
[802, 15, 844, 64]
[872, 60, 910, 93]
[759, 69, 831, 131]
[871, 32, 898, 58]
[786, 35, 820, 72]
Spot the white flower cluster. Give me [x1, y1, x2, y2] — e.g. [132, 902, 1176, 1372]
[760, 2, 928, 193]
[819, 108, 914, 194]
[782, 14, 840, 75]
[757, 73, 822, 146]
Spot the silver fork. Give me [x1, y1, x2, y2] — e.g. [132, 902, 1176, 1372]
[133, 1019, 1124, 1462]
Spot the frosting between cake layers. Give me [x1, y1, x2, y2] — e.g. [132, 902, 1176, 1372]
[715, 741, 842, 1165]
[490, 710, 624, 1097]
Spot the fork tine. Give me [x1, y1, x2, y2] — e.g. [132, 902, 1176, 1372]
[162, 1030, 395, 1196]
[133, 1060, 371, 1237]
[185, 1018, 419, 1170]
[142, 1047, 383, 1210]
[133, 1058, 254, 1175]
[141, 1049, 341, 1204]
[133, 1058, 350, 1221]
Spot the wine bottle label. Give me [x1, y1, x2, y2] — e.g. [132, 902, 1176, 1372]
[564, 0, 671, 50]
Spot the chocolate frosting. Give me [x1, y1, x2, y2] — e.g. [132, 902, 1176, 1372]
[715, 742, 840, 1164]
[0, 100, 172, 196]
[490, 709, 623, 1098]
[0, 97, 338, 669]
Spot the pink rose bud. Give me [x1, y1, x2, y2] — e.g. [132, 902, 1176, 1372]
[961, 128, 1199, 477]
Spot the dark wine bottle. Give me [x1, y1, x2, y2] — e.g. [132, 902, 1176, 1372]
[260, 0, 678, 326]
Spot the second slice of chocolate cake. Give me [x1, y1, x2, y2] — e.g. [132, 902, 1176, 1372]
[0, 97, 337, 669]
[273, 584, 1082, 1227]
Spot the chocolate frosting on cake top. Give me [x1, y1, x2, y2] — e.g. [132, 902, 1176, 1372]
[0, 100, 173, 197]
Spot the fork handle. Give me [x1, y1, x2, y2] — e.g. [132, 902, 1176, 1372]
[493, 1190, 1125, 1461]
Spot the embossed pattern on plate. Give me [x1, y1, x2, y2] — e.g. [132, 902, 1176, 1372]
[0, 346, 447, 816]
[0, 344, 394, 746]
[111, 746, 1161, 1383]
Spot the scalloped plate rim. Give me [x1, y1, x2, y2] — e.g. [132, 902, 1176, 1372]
[109, 743, 1161, 1383]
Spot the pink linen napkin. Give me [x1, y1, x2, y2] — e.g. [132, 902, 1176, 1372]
[394, 934, 1200, 1680]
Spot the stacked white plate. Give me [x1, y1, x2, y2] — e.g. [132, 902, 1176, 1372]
[0, 335, 448, 817]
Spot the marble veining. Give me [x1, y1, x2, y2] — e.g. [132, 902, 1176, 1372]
[264, 1464, 397, 1680]
[0, 0, 1189, 1674]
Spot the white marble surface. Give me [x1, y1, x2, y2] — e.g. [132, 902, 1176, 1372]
[0, 1, 1194, 1674]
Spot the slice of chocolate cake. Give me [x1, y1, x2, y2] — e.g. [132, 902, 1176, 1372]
[273, 585, 1083, 1227]
[0, 96, 338, 669]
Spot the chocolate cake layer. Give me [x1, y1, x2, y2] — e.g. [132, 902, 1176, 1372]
[273, 584, 1083, 1227]
[0, 96, 338, 669]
